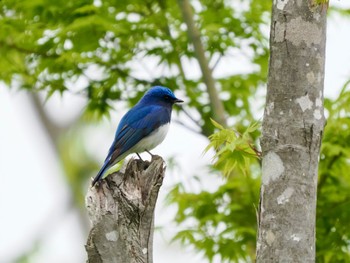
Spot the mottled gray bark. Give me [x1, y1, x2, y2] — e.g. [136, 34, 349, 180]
[85, 156, 165, 263]
[257, 1, 327, 262]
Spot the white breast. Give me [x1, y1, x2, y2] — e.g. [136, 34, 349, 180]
[132, 123, 170, 153]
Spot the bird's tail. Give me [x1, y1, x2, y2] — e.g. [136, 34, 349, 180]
[92, 158, 111, 187]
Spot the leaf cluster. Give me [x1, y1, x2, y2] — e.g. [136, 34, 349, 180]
[205, 119, 260, 177]
[169, 119, 261, 262]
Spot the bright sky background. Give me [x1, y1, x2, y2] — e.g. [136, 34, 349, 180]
[1, 3, 350, 263]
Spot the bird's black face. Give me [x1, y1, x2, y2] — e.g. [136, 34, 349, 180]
[162, 94, 184, 104]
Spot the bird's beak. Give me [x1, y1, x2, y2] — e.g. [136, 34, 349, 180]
[174, 98, 184, 103]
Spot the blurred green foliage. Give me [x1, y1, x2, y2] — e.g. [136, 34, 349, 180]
[316, 82, 350, 262]
[0, 0, 269, 135]
[1, 0, 350, 262]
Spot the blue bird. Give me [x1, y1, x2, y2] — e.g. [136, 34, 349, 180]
[92, 86, 183, 186]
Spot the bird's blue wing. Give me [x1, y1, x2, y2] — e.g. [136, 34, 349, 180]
[108, 104, 170, 159]
[92, 105, 170, 186]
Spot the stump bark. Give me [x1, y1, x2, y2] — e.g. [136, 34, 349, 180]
[85, 156, 166, 263]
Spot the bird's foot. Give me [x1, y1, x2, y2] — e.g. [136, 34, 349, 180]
[136, 153, 143, 161]
[91, 178, 103, 190]
[90, 177, 113, 191]
[145, 150, 154, 158]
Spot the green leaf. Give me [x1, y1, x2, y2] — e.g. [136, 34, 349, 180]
[210, 118, 225, 130]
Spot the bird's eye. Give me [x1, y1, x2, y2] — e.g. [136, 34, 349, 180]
[164, 95, 171, 100]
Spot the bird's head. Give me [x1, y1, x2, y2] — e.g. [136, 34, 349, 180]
[140, 86, 183, 106]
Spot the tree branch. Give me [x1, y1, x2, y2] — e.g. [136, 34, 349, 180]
[85, 156, 166, 263]
[177, 0, 227, 127]
[0, 40, 59, 58]
[29, 93, 91, 232]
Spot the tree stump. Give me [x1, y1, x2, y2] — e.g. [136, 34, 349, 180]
[85, 156, 166, 263]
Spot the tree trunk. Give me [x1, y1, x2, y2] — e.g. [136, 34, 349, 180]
[85, 156, 165, 263]
[256, 1, 327, 262]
